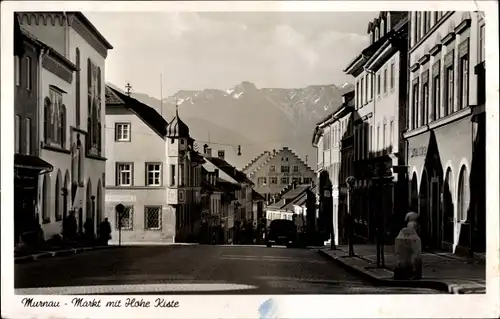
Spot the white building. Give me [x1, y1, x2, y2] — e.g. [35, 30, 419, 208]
[18, 12, 113, 239]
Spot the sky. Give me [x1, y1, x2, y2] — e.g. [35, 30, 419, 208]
[85, 11, 379, 97]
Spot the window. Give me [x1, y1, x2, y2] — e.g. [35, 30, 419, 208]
[377, 125, 380, 152]
[389, 121, 394, 148]
[390, 62, 395, 89]
[457, 166, 469, 222]
[116, 163, 132, 186]
[217, 150, 225, 159]
[303, 177, 312, 184]
[281, 177, 289, 185]
[445, 65, 454, 116]
[360, 77, 364, 105]
[434, 12, 439, 24]
[293, 165, 299, 173]
[26, 57, 32, 90]
[116, 205, 133, 230]
[258, 177, 267, 185]
[365, 74, 370, 101]
[412, 81, 419, 129]
[46, 89, 66, 147]
[270, 177, 277, 184]
[25, 118, 31, 155]
[115, 123, 130, 141]
[146, 163, 161, 186]
[459, 54, 469, 110]
[377, 73, 381, 96]
[179, 164, 185, 186]
[356, 81, 360, 107]
[170, 164, 176, 186]
[383, 68, 388, 93]
[269, 165, 276, 172]
[423, 12, 430, 34]
[75, 48, 81, 127]
[432, 72, 440, 121]
[281, 165, 289, 173]
[145, 206, 161, 230]
[416, 12, 421, 41]
[15, 56, 20, 86]
[479, 24, 485, 62]
[87, 59, 102, 155]
[382, 123, 386, 151]
[422, 82, 429, 125]
[15, 115, 21, 154]
[375, 27, 379, 41]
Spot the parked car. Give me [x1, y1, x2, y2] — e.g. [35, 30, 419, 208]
[266, 219, 297, 248]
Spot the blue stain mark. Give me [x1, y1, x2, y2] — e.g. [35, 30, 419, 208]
[258, 298, 278, 319]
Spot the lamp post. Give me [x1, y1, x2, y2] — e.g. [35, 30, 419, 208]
[345, 176, 356, 257]
[115, 204, 124, 247]
[373, 163, 394, 268]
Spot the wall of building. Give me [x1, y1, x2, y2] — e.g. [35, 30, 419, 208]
[37, 64, 75, 239]
[251, 148, 315, 199]
[14, 40, 40, 156]
[18, 13, 67, 56]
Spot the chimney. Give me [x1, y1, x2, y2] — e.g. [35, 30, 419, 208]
[218, 150, 225, 160]
[205, 147, 212, 157]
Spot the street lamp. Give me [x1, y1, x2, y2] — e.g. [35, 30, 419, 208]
[345, 176, 356, 257]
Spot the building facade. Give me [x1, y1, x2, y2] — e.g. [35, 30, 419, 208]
[14, 16, 53, 244]
[18, 12, 113, 240]
[404, 11, 485, 254]
[105, 85, 173, 244]
[312, 90, 355, 245]
[343, 12, 409, 243]
[242, 147, 315, 203]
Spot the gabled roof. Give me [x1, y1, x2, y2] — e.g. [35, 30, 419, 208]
[268, 183, 315, 211]
[252, 189, 265, 202]
[242, 151, 272, 173]
[105, 85, 168, 137]
[247, 147, 314, 179]
[204, 156, 254, 185]
[281, 192, 307, 211]
[281, 184, 311, 200]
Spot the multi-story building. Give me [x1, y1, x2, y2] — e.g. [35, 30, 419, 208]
[203, 150, 254, 237]
[13, 16, 53, 244]
[242, 147, 315, 203]
[105, 85, 169, 243]
[312, 90, 355, 245]
[343, 12, 409, 243]
[105, 86, 206, 244]
[404, 11, 485, 254]
[18, 12, 113, 239]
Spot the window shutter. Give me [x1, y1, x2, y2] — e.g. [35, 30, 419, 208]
[145, 163, 148, 186]
[61, 105, 66, 148]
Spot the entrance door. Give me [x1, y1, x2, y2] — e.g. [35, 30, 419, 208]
[429, 177, 442, 249]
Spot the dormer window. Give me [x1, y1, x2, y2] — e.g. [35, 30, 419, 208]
[387, 12, 391, 31]
[381, 20, 385, 37]
[375, 27, 379, 41]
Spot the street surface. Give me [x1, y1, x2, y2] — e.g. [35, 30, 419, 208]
[15, 245, 442, 294]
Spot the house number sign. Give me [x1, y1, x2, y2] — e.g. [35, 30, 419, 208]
[410, 146, 427, 158]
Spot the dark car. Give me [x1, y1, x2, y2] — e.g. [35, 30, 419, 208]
[266, 219, 297, 248]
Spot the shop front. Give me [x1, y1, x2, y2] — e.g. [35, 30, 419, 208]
[14, 154, 53, 245]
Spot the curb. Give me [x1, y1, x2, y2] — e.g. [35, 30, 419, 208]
[318, 249, 453, 293]
[15, 246, 116, 264]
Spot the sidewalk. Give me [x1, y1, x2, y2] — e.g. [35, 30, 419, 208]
[14, 244, 116, 264]
[318, 244, 486, 294]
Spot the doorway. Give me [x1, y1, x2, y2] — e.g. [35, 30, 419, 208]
[429, 176, 442, 249]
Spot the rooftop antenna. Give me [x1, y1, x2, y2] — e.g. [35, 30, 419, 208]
[305, 155, 308, 166]
[125, 82, 132, 97]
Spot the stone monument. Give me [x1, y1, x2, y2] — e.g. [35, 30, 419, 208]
[393, 211, 422, 280]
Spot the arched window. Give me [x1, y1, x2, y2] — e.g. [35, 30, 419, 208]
[457, 166, 469, 222]
[60, 104, 66, 148]
[86, 179, 92, 220]
[44, 97, 51, 143]
[55, 170, 62, 221]
[380, 20, 385, 37]
[375, 27, 379, 41]
[96, 180, 102, 223]
[78, 139, 84, 184]
[75, 48, 81, 127]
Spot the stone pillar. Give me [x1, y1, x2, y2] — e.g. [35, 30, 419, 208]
[393, 211, 422, 279]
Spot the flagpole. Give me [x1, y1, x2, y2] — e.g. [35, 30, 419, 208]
[160, 74, 163, 117]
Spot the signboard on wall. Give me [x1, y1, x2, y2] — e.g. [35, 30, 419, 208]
[409, 146, 427, 158]
[167, 189, 177, 205]
[178, 190, 185, 204]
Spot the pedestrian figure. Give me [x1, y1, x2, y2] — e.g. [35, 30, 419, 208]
[64, 210, 77, 242]
[84, 217, 95, 244]
[99, 218, 112, 245]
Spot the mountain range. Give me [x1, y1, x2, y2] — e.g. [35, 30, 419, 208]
[107, 81, 354, 170]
